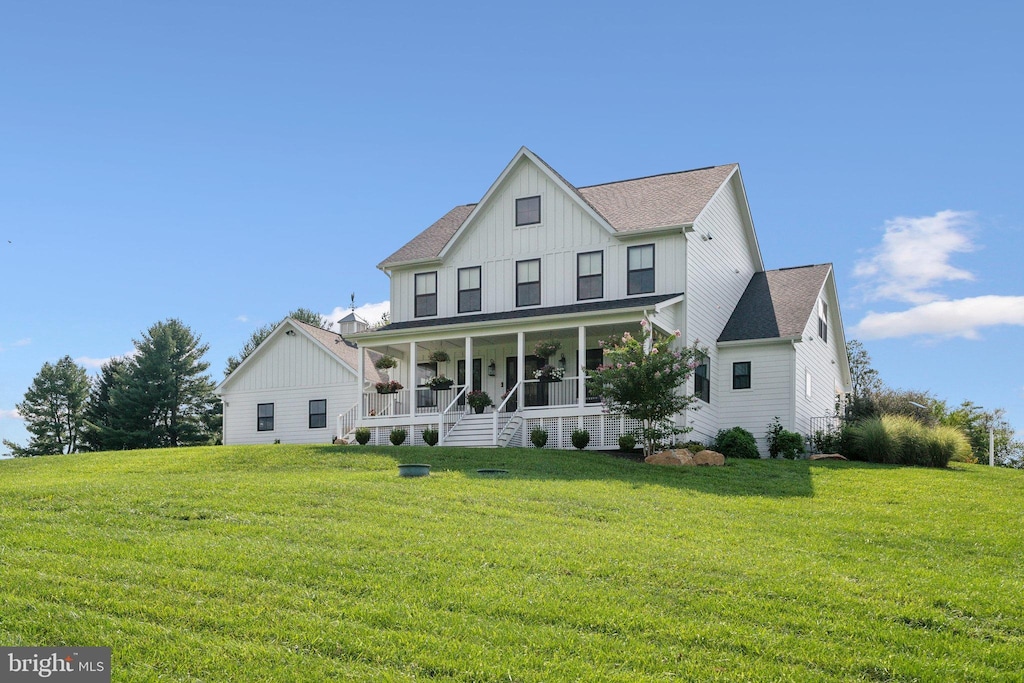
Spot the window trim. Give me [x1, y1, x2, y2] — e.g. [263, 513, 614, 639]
[458, 266, 482, 314]
[627, 244, 655, 295]
[516, 258, 541, 307]
[733, 361, 752, 390]
[577, 250, 604, 301]
[257, 403, 275, 432]
[694, 355, 710, 403]
[414, 271, 438, 318]
[308, 399, 327, 429]
[515, 195, 541, 226]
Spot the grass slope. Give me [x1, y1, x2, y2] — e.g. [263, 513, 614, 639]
[1, 446, 1022, 681]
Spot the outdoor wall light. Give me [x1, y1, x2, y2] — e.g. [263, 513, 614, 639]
[487, 360, 496, 376]
[558, 354, 566, 370]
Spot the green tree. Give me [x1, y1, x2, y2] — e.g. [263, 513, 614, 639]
[2, 356, 90, 456]
[105, 319, 218, 449]
[938, 401, 1022, 467]
[586, 320, 704, 457]
[224, 307, 328, 376]
[846, 340, 883, 419]
[80, 357, 128, 452]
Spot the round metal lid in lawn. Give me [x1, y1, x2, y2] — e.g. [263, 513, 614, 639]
[476, 468, 509, 475]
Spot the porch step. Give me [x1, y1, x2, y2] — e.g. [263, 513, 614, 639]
[444, 413, 497, 447]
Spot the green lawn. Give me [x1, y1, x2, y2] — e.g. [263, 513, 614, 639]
[1, 445, 1021, 681]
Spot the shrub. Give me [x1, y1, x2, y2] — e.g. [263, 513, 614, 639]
[714, 427, 759, 459]
[847, 415, 969, 467]
[354, 428, 371, 445]
[530, 428, 548, 448]
[776, 431, 805, 459]
[389, 428, 407, 446]
[680, 440, 707, 454]
[572, 429, 590, 450]
[422, 428, 439, 447]
[618, 433, 636, 451]
[812, 428, 843, 455]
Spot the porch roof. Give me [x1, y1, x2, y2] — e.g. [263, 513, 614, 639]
[354, 293, 684, 339]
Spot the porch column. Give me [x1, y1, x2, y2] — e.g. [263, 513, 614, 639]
[408, 341, 417, 417]
[464, 335, 474, 395]
[578, 325, 587, 409]
[357, 344, 365, 417]
[516, 331, 525, 407]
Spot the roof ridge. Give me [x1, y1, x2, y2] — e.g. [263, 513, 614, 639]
[577, 163, 737, 190]
[771, 263, 832, 272]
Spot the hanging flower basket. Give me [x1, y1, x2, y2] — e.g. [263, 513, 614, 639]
[534, 365, 565, 383]
[428, 349, 450, 363]
[533, 339, 561, 360]
[374, 355, 398, 370]
[426, 375, 454, 391]
[375, 380, 403, 394]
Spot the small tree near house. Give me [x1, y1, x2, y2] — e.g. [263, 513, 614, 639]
[586, 319, 706, 457]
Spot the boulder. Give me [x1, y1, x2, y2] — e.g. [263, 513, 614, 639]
[810, 453, 848, 461]
[692, 449, 726, 466]
[645, 449, 695, 466]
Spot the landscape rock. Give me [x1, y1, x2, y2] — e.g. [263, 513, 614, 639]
[645, 449, 695, 466]
[810, 453, 848, 461]
[692, 450, 726, 466]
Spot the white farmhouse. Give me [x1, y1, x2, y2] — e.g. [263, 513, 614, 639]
[348, 147, 851, 453]
[220, 147, 851, 454]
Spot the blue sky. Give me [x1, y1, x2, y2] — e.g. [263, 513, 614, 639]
[2, 1, 1022, 451]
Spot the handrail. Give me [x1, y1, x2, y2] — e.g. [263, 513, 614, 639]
[492, 381, 521, 444]
[439, 386, 468, 445]
[336, 402, 360, 441]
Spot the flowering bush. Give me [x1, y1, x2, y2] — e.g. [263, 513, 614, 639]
[375, 380, 403, 394]
[586, 319, 705, 457]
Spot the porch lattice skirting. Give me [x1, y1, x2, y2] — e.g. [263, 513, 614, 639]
[509, 413, 643, 449]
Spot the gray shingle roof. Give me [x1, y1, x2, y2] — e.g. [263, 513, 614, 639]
[361, 293, 684, 333]
[717, 265, 832, 342]
[291, 319, 384, 382]
[377, 155, 737, 268]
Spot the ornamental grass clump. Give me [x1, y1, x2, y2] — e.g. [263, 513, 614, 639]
[846, 414, 970, 468]
[586, 319, 705, 457]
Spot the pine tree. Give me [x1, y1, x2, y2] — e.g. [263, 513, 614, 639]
[2, 356, 90, 456]
[106, 319, 218, 449]
[80, 357, 128, 452]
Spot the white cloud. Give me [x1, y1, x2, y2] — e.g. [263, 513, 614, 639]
[325, 301, 390, 331]
[0, 408, 22, 420]
[236, 315, 249, 323]
[0, 337, 31, 352]
[75, 350, 136, 371]
[854, 295, 1024, 340]
[854, 210, 976, 304]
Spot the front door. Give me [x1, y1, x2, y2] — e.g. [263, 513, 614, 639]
[457, 359, 482, 406]
[507, 355, 547, 408]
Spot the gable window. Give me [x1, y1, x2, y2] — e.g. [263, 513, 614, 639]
[415, 272, 437, 317]
[818, 299, 828, 342]
[458, 267, 481, 313]
[577, 251, 603, 301]
[694, 355, 710, 403]
[733, 361, 751, 390]
[805, 369, 813, 398]
[627, 244, 655, 295]
[309, 399, 327, 429]
[257, 403, 274, 431]
[516, 196, 541, 226]
[516, 259, 541, 307]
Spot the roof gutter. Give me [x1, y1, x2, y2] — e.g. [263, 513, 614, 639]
[716, 335, 803, 348]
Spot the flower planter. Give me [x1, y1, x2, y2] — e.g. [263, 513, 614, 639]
[473, 406, 485, 414]
[538, 376, 562, 383]
[429, 381, 454, 391]
[398, 463, 431, 477]
[376, 389, 398, 395]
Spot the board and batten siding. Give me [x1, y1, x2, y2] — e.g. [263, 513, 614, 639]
[715, 343, 796, 456]
[221, 331, 359, 445]
[683, 175, 762, 442]
[793, 288, 848, 438]
[388, 157, 687, 322]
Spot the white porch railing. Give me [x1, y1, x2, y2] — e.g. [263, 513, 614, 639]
[335, 402, 360, 441]
[492, 381, 521, 444]
[439, 386, 468, 445]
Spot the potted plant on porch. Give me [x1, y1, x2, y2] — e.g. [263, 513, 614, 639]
[466, 390, 493, 414]
[426, 375, 454, 391]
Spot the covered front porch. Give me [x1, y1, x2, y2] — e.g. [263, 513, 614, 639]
[342, 296, 683, 448]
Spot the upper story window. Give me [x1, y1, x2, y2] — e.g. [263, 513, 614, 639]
[577, 251, 603, 301]
[458, 267, 481, 313]
[516, 259, 541, 307]
[516, 196, 541, 226]
[257, 403, 274, 431]
[733, 361, 751, 390]
[414, 272, 437, 317]
[818, 299, 828, 342]
[694, 355, 710, 403]
[627, 244, 655, 295]
[309, 399, 327, 429]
